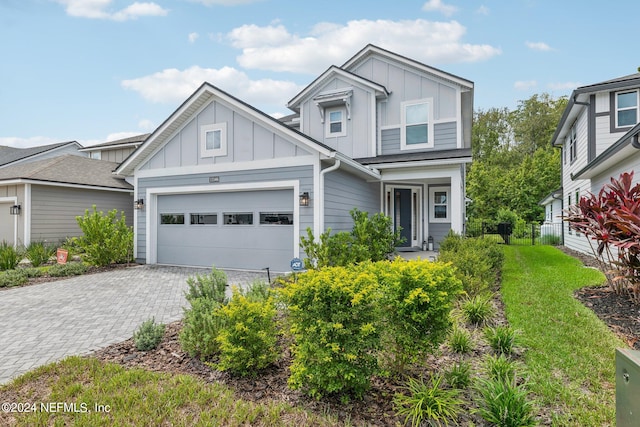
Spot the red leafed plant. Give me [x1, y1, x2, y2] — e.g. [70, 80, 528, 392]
[565, 171, 640, 304]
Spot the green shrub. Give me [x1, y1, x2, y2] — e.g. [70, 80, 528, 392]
[393, 374, 463, 427]
[460, 294, 496, 326]
[133, 317, 165, 351]
[0, 241, 22, 271]
[448, 327, 474, 354]
[484, 325, 518, 355]
[280, 264, 381, 398]
[372, 258, 463, 374]
[75, 206, 133, 266]
[24, 241, 56, 267]
[475, 377, 536, 427]
[179, 297, 225, 359]
[300, 208, 403, 269]
[0, 269, 28, 287]
[241, 280, 272, 302]
[19, 267, 43, 278]
[444, 361, 472, 389]
[214, 287, 279, 376]
[184, 267, 227, 304]
[46, 262, 88, 277]
[483, 354, 522, 383]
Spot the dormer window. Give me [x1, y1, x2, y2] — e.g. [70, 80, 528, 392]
[616, 90, 639, 128]
[401, 98, 434, 150]
[200, 123, 227, 158]
[326, 107, 346, 137]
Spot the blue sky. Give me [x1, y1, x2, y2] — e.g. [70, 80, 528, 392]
[1, 0, 639, 148]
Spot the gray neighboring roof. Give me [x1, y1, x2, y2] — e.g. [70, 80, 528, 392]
[79, 133, 149, 151]
[356, 148, 472, 165]
[0, 141, 82, 167]
[0, 154, 132, 190]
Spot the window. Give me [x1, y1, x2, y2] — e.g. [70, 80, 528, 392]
[325, 107, 346, 137]
[160, 214, 184, 225]
[90, 151, 101, 160]
[224, 212, 253, 225]
[401, 99, 433, 149]
[567, 123, 577, 162]
[259, 212, 293, 225]
[616, 90, 639, 128]
[429, 187, 449, 222]
[190, 213, 217, 225]
[200, 123, 227, 157]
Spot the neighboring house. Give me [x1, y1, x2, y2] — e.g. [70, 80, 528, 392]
[115, 44, 474, 271]
[79, 133, 148, 163]
[551, 73, 640, 254]
[0, 141, 84, 168]
[539, 188, 563, 225]
[0, 154, 133, 247]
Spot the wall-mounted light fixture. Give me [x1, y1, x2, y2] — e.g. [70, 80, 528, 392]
[299, 192, 310, 207]
[134, 198, 145, 210]
[9, 204, 21, 215]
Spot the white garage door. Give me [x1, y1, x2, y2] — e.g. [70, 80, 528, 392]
[156, 189, 294, 271]
[0, 203, 15, 245]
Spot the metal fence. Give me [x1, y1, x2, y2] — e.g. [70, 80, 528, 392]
[465, 221, 563, 246]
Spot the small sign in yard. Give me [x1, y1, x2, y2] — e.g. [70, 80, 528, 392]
[56, 248, 68, 265]
[290, 257, 303, 271]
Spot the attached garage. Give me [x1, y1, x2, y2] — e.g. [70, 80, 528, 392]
[0, 200, 16, 245]
[155, 189, 295, 271]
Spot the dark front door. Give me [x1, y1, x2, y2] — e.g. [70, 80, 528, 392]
[394, 189, 412, 247]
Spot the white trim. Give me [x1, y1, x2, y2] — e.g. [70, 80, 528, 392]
[200, 122, 227, 158]
[145, 180, 300, 265]
[0, 179, 132, 193]
[23, 183, 31, 245]
[0, 196, 18, 247]
[429, 186, 450, 223]
[371, 157, 472, 170]
[313, 156, 321, 238]
[456, 90, 463, 149]
[135, 156, 316, 179]
[401, 98, 434, 150]
[615, 89, 639, 128]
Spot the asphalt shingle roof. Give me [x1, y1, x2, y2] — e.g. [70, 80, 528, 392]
[0, 141, 80, 167]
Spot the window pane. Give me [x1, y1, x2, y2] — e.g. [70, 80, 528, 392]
[329, 110, 342, 122]
[406, 103, 428, 124]
[618, 109, 637, 127]
[223, 213, 253, 225]
[190, 214, 217, 225]
[434, 206, 447, 219]
[330, 122, 342, 133]
[406, 124, 428, 145]
[618, 92, 637, 109]
[434, 192, 447, 204]
[260, 212, 293, 225]
[206, 130, 221, 150]
[160, 214, 184, 225]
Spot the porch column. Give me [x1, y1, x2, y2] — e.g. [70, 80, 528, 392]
[450, 171, 463, 233]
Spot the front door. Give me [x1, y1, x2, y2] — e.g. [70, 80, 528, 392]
[387, 186, 422, 249]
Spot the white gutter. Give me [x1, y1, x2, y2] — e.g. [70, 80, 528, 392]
[319, 159, 341, 232]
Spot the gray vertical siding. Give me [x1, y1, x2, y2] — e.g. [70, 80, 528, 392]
[100, 147, 137, 163]
[428, 222, 451, 250]
[381, 121, 458, 155]
[30, 185, 133, 244]
[323, 168, 380, 233]
[135, 165, 314, 262]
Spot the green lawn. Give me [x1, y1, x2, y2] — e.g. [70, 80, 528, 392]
[501, 246, 625, 426]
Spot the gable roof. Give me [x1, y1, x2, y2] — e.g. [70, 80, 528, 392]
[0, 154, 132, 190]
[0, 141, 82, 167]
[552, 73, 640, 146]
[116, 82, 343, 176]
[79, 133, 149, 152]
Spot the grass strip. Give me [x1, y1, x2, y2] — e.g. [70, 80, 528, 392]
[0, 356, 337, 426]
[501, 246, 625, 426]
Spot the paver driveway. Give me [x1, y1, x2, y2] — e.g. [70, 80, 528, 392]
[0, 265, 269, 385]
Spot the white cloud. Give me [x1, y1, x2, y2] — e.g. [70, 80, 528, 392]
[525, 41, 553, 52]
[476, 5, 490, 15]
[138, 119, 155, 130]
[188, 32, 199, 43]
[0, 136, 62, 148]
[548, 81, 581, 91]
[514, 80, 537, 90]
[188, 0, 263, 5]
[227, 19, 501, 74]
[55, 0, 168, 21]
[121, 65, 303, 106]
[422, 0, 458, 16]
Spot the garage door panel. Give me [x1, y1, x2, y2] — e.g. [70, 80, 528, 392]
[0, 203, 15, 245]
[157, 190, 294, 271]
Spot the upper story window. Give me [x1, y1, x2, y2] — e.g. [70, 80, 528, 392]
[325, 107, 346, 137]
[616, 90, 639, 128]
[568, 123, 577, 163]
[200, 123, 227, 158]
[401, 99, 434, 150]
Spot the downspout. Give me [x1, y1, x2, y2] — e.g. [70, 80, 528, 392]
[318, 158, 341, 233]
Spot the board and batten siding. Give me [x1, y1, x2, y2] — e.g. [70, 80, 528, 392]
[380, 122, 457, 155]
[135, 165, 314, 262]
[139, 99, 312, 171]
[30, 185, 133, 244]
[428, 222, 451, 250]
[98, 147, 137, 164]
[323, 168, 380, 233]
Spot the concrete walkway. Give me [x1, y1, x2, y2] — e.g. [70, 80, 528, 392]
[0, 265, 270, 385]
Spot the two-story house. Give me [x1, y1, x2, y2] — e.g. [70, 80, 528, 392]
[115, 44, 474, 271]
[551, 73, 640, 254]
